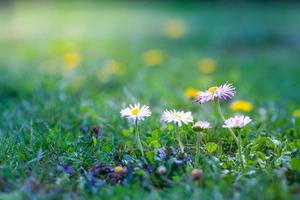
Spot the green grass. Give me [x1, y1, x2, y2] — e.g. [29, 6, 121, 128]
[0, 2, 299, 199]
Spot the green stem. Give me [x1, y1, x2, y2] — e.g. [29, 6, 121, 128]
[237, 129, 244, 168]
[175, 123, 184, 153]
[216, 98, 226, 121]
[135, 119, 145, 160]
[215, 99, 239, 144]
[215, 99, 244, 168]
[195, 131, 201, 166]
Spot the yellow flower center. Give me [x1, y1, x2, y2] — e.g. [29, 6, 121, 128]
[208, 86, 218, 93]
[131, 108, 140, 115]
[174, 113, 182, 120]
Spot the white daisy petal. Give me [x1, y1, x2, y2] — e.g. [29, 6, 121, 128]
[192, 120, 212, 130]
[222, 115, 251, 129]
[195, 91, 216, 104]
[120, 103, 151, 121]
[161, 109, 193, 127]
[195, 82, 235, 104]
[216, 83, 235, 100]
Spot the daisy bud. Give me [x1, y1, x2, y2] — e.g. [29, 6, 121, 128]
[114, 166, 127, 175]
[191, 168, 203, 180]
[157, 166, 167, 174]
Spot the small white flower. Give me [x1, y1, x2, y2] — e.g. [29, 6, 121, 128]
[195, 83, 235, 104]
[161, 109, 193, 127]
[120, 103, 151, 121]
[222, 115, 252, 128]
[192, 120, 212, 131]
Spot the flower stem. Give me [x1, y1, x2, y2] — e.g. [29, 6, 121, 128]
[195, 131, 201, 166]
[215, 99, 244, 168]
[216, 98, 226, 121]
[215, 99, 239, 144]
[135, 119, 145, 160]
[175, 123, 184, 153]
[237, 129, 244, 169]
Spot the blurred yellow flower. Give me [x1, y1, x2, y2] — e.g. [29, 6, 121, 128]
[97, 60, 123, 82]
[198, 58, 215, 74]
[142, 49, 164, 66]
[107, 60, 122, 75]
[184, 88, 199, 99]
[292, 109, 300, 118]
[64, 52, 81, 69]
[163, 20, 187, 39]
[230, 100, 253, 112]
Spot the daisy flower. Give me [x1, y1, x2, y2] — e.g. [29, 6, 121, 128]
[161, 109, 193, 127]
[222, 115, 252, 168]
[193, 120, 212, 165]
[120, 103, 151, 121]
[195, 83, 235, 104]
[161, 109, 193, 153]
[192, 120, 212, 131]
[120, 103, 151, 161]
[222, 115, 252, 129]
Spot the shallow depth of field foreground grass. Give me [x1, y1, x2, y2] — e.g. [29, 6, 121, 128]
[0, 1, 300, 199]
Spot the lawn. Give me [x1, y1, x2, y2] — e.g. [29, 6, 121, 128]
[0, 1, 299, 199]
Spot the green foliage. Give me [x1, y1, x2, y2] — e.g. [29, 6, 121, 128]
[206, 142, 218, 153]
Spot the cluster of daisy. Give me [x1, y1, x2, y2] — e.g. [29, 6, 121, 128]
[120, 83, 252, 167]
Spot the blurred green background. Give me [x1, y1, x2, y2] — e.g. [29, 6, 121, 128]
[1, 1, 299, 133]
[1, 1, 299, 102]
[0, 1, 300, 136]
